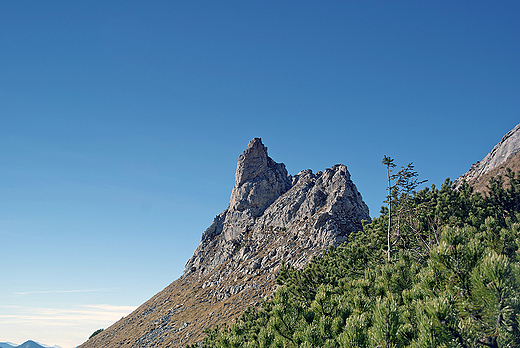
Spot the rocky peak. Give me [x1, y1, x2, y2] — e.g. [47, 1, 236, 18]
[183, 139, 369, 278]
[79, 139, 370, 348]
[234, 138, 275, 186]
[226, 138, 292, 238]
[454, 123, 520, 189]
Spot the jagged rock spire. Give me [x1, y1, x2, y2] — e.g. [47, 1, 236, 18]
[226, 138, 292, 238]
[183, 138, 369, 277]
[234, 138, 270, 187]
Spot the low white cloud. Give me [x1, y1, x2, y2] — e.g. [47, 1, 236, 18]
[13, 289, 110, 295]
[0, 304, 137, 325]
[81, 304, 137, 312]
[0, 304, 138, 348]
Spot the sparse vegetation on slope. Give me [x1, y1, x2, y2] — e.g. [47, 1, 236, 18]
[89, 329, 104, 339]
[192, 171, 520, 348]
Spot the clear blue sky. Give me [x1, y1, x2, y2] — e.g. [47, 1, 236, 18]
[1, 1, 518, 347]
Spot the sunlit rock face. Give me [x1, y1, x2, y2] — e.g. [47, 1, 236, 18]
[183, 137, 369, 278]
[79, 138, 370, 348]
[454, 123, 520, 189]
[224, 138, 293, 241]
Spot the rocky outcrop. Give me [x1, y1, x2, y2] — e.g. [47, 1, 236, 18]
[220, 138, 291, 242]
[454, 123, 520, 189]
[79, 138, 370, 348]
[183, 138, 369, 279]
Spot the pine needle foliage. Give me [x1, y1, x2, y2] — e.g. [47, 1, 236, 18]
[190, 172, 520, 348]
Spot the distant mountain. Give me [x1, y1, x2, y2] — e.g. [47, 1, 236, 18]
[14, 341, 45, 348]
[0, 343, 17, 348]
[38, 343, 62, 348]
[454, 123, 520, 191]
[36, 343, 61, 348]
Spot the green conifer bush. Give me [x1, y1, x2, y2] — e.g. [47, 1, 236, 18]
[190, 170, 520, 348]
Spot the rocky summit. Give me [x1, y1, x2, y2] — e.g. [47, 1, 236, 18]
[79, 138, 370, 348]
[454, 123, 520, 191]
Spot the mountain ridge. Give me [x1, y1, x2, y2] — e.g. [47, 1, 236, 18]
[0, 341, 54, 348]
[454, 123, 520, 190]
[0, 343, 16, 348]
[79, 138, 370, 348]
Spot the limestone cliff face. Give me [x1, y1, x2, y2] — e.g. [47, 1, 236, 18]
[225, 138, 292, 240]
[79, 138, 370, 348]
[454, 123, 520, 190]
[183, 138, 369, 279]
